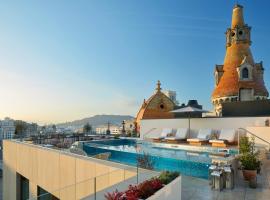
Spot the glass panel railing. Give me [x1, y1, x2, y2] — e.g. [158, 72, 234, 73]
[83, 140, 213, 164]
[27, 167, 159, 200]
[90, 168, 159, 200]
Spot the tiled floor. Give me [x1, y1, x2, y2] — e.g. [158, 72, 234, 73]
[182, 159, 270, 200]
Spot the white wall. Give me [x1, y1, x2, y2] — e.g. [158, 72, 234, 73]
[141, 116, 270, 139]
[147, 176, 181, 200]
[246, 127, 270, 148]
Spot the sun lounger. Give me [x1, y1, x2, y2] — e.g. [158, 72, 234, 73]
[150, 128, 172, 142]
[187, 129, 212, 146]
[209, 129, 237, 147]
[165, 128, 188, 143]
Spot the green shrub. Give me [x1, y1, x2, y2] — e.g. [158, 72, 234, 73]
[239, 136, 251, 154]
[158, 171, 179, 185]
[239, 153, 258, 170]
[131, 131, 138, 138]
[114, 135, 120, 139]
[239, 136, 260, 171]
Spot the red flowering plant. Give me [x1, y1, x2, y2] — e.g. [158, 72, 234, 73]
[137, 180, 155, 199]
[150, 178, 163, 190]
[104, 172, 177, 200]
[104, 190, 125, 200]
[125, 184, 140, 199]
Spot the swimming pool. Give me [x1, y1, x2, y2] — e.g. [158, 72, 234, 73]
[83, 139, 237, 179]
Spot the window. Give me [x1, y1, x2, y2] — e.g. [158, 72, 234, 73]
[17, 173, 29, 200]
[160, 104, 164, 109]
[38, 186, 59, 200]
[242, 67, 249, 79]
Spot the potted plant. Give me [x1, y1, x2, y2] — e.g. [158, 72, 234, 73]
[239, 136, 260, 181]
[239, 136, 251, 154]
[240, 153, 258, 180]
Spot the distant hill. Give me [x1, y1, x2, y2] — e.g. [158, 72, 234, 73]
[57, 115, 134, 128]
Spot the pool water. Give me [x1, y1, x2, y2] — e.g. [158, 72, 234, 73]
[83, 139, 234, 179]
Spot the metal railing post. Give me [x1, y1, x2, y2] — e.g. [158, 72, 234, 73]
[237, 129, 240, 152]
[137, 164, 139, 184]
[94, 177, 96, 200]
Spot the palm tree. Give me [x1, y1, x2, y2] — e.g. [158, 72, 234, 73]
[52, 124, 56, 133]
[83, 123, 92, 134]
[15, 121, 27, 139]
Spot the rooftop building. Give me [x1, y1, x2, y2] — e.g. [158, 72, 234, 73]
[95, 124, 122, 135]
[162, 90, 179, 105]
[0, 117, 15, 140]
[212, 5, 269, 116]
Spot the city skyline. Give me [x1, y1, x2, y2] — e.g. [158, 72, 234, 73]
[1, 0, 270, 124]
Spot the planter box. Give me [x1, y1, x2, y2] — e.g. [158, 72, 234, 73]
[147, 176, 181, 200]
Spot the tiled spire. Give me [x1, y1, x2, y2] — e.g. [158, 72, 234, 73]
[231, 4, 245, 28]
[212, 4, 268, 115]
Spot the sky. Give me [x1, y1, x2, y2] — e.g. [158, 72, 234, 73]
[1, 0, 270, 124]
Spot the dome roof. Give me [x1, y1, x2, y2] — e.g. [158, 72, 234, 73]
[135, 81, 176, 131]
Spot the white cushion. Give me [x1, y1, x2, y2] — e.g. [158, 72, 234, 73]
[219, 129, 236, 142]
[160, 128, 172, 137]
[151, 136, 165, 140]
[165, 137, 184, 140]
[197, 129, 212, 139]
[174, 128, 188, 139]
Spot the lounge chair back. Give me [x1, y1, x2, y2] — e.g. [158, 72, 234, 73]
[175, 128, 188, 139]
[197, 129, 212, 139]
[161, 128, 172, 137]
[219, 129, 236, 142]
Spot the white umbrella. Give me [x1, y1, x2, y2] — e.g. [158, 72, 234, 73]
[171, 106, 209, 137]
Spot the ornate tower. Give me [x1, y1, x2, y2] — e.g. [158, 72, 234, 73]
[212, 4, 268, 116]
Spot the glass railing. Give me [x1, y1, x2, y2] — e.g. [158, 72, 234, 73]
[27, 167, 158, 200]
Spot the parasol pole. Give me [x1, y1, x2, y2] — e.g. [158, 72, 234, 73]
[188, 113, 191, 138]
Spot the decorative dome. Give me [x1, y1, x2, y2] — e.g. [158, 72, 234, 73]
[135, 81, 176, 132]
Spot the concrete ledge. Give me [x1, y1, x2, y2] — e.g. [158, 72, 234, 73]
[147, 176, 181, 200]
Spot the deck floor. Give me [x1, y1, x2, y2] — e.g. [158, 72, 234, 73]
[182, 159, 270, 200]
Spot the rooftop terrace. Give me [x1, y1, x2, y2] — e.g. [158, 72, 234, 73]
[182, 159, 270, 200]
